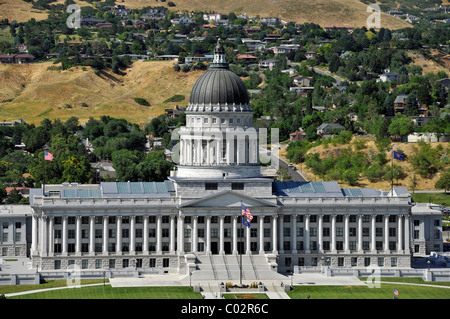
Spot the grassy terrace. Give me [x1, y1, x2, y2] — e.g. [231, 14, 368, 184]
[2, 278, 450, 299]
[287, 277, 450, 299]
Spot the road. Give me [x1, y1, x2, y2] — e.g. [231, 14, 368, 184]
[261, 145, 307, 182]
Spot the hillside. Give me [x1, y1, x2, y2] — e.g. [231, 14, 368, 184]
[279, 136, 449, 191]
[0, 60, 202, 125]
[0, 0, 411, 29]
[117, 0, 412, 29]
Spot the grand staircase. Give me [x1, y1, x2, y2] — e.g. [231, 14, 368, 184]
[191, 254, 286, 281]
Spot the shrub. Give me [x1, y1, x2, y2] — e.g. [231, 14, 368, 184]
[164, 94, 185, 103]
[134, 98, 150, 106]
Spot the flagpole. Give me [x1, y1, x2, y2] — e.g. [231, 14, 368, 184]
[42, 145, 49, 197]
[240, 200, 243, 287]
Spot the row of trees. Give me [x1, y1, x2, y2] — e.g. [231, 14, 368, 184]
[0, 116, 176, 204]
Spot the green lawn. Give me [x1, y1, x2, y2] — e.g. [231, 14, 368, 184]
[411, 193, 450, 206]
[287, 283, 450, 299]
[7, 285, 202, 299]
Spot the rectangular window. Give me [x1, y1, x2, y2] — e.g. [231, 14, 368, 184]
[205, 183, 218, 190]
[231, 183, 244, 190]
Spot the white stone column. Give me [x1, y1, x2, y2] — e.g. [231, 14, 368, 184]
[62, 216, 68, 256]
[384, 215, 390, 253]
[216, 138, 222, 164]
[75, 215, 81, 255]
[259, 215, 265, 255]
[89, 215, 95, 255]
[156, 215, 162, 254]
[31, 214, 38, 255]
[180, 138, 185, 165]
[193, 216, 198, 254]
[219, 215, 224, 255]
[48, 216, 54, 256]
[404, 215, 410, 254]
[318, 215, 323, 253]
[206, 216, 211, 255]
[358, 215, 363, 253]
[41, 216, 47, 256]
[232, 216, 238, 255]
[226, 139, 232, 165]
[344, 214, 349, 253]
[178, 215, 185, 255]
[207, 140, 211, 165]
[103, 216, 108, 255]
[279, 215, 284, 254]
[331, 214, 336, 253]
[371, 215, 376, 253]
[130, 215, 136, 255]
[398, 215, 403, 253]
[143, 216, 149, 254]
[305, 215, 310, 253]
[116, 216, 122, 255]
[170, 215, 176, 254]
[272, 216, 278, 254]
[292, 214, 297, 254]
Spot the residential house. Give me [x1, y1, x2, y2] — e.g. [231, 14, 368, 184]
[260, 17, 281, 26]
[237, 54, 258, 64]
[317, 123, 345, 136]
[171, 17, 194, 25]
[264, 34, 282, 43]
[378, 72, 400, 83]
[324, 25, 354, 33]
[165, 106, 186, 119]
[80, 15, 105, 27]
[184, 54, 214, 63]
[15, 44, 27, 53]
[293, 75, 312, 87]
[111, 5, 131, 18]
[305, 51, 317, 60]
[289, 129, 306, 142]
[259, 58, 279, 70]
[272, 44, 300, 55]
[95, 22, 114, 30]
[290, 86, 314, 96]
[243, 26, 261, 35]
[393, 94, 408, 113]
[0, 54, 35, 64]
[394, 94, 428, 116]
[203, 13, 222, 22]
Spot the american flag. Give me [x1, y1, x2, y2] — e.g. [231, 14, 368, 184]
[44, 151, 53, 161]
[393, 288, 399, 296]
[241, 203, 253, 221]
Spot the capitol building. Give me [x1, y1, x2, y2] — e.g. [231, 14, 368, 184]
[16, 42, 442, 279]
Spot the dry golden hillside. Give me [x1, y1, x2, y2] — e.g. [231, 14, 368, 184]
[0, 60, 202, 125]
[1, 0, 411, 29]
[280, 136, 450, 191]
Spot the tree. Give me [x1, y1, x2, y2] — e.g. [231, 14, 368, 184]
[405, 93, 419, 116]
[435, 169, 450, 193]
[388, 114, 415, 141]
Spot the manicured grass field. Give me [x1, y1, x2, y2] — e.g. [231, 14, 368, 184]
[7, 285, 203, 299]
[411, 193, 450, 207]
[287, 283, 450, 299]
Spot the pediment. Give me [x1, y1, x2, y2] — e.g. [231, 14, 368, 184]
[179, 190, 277, 208]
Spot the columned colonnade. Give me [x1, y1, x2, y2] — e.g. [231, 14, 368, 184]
[31, 211, 411, 259]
